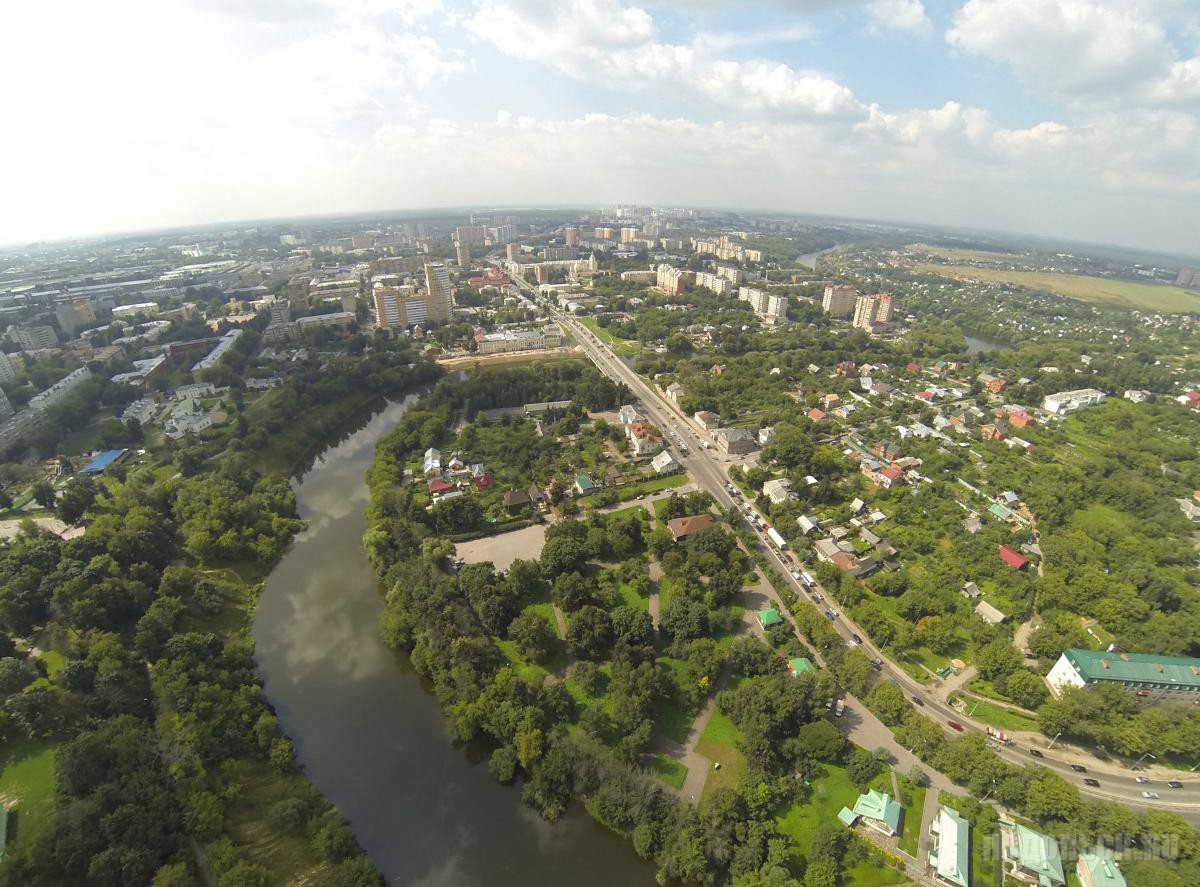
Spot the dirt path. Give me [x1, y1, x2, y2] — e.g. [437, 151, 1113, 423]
[648, 559, 663, 628]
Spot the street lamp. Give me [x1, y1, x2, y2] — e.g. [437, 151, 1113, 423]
[1046, 731, 1062, 749]
[1133, 752, 1155, 770]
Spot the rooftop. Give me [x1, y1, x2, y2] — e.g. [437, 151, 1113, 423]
[1005, 823, 1065, 887]
[1063, 648, 1200, 689]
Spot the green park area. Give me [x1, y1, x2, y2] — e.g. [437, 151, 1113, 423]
[694, 708, 745, 799]
[913, 262, 1200, 312]
[0, 738, 58, 859]
[577, 316, 641, 357]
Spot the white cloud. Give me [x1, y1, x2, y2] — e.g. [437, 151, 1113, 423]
[866, 0, 931, 35]
[466, 0, 867, 118]
[947, 0, 1200, 106]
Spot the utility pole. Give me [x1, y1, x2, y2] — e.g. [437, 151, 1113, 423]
[1047, 731, 1062, 749]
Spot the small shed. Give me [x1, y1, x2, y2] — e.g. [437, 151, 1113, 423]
[756, 608, 782, 629]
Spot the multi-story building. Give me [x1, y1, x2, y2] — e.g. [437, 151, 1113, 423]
[563, 227, 580, 247]
[506, 243, 522, 262]
[738, 287, 788, 322]
[543, 247, 575, 261]
[619, 227, 640, 244]
[1176, 267, 1198, 287]
[0, 351, 18, 385]
[823, 284, 858, 318]
[55, 297, 97, 336]
[695, 271, 732, 296]
[268, 300, 291, 327]
[1046, 648, 1200, 696]
[656, 264, 692, 296]
[852, 294, 896, 331]
[0, 386, 12, 421]
[473, 325, 566, 354]
[489, 224, 516, 243]
[8, 324, 58, 351]
[423, 262, 453, 323]
[716, 264, 744, 284]
[1043, 388, 1106, 414]
[593, 227, 614, 240]
[351, 233, 375, 250]
[456, 242, 470, 268]
[454, 225, 487, 245]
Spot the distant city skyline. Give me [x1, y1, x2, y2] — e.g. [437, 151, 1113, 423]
[3, 0, 1198, 253]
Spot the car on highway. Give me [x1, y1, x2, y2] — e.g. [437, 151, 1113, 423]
[911, 695, 925, 706]
[811, 593, 823, 603]
[1029, 749, 1044, 758]
[1142, 791, 1160, 799]
[870, 659, 883, 670]
[947, 721, 964, 732]
[824, 609, 836, 620]
[851, 633, 863, 645]
[1084, 778, 1101, 788]
[1135, 776, 1151, 784]
[1168, 780, 1184, 789]
[1070, 764, 1087, 773]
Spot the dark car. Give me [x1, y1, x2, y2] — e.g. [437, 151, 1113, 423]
[1167, 780, 1184, 789]
[1029, 749, 1044, 758]
[851, 633, 863, 645]
[947, 721, 964, 732]
[911, 695, 925, 706]
[1071, 764, 1087, 773]
[1083, 778, 1101, 787]
[871, 659, 883, 670]
[824, 610, 836, 620]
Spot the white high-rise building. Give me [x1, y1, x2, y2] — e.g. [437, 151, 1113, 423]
[563, 227, 580, 247]
[0, 351, 17, 385]
[738, 287, 788, 323]
[424, 262, 453, 322]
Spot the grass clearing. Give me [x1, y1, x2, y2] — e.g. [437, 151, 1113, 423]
[774, 762, 860, 852]
[913, 263, 1200, 313]
[694, 709, 745, 799]
[845, 860, 908, 887]
[578, 316, 641, 357]
[647, 753, 688, 790]
[616, 582, 649, 612]
[958, 697, 1038, 732]
[0, 737, 58, 853]
[895, 776, 926, 857]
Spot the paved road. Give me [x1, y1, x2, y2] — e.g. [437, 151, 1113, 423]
[524, 286, 1200, 820]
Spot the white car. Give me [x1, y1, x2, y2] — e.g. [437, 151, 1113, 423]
[1135, 776, 1151, 784]
[1142, 791, 1160, 799]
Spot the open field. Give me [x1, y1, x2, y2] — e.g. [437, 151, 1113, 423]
[913, 263, 1200, 312]
[0, 738, 58, 856]
[911, 244, 1025, 264]
[647, 753, 688, 790]
[694, 708, 745, 799]
[577, 316, 641, 357]
[455, 523, 546, 570]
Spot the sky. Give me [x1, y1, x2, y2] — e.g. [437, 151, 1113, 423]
[2, 0, 1198, 253]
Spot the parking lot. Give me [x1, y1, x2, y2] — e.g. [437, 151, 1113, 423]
[455, 523, 547, 571]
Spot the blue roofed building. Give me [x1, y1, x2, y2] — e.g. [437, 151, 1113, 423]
[80, 448, 128, 476]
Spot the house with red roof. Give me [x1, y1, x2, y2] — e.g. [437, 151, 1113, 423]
[471, 473, 494, 491]
[998, 545, 1028, 570]
[667, 514, 713, 541]
[807, 408, 826, 423]
[427, 478, 455, 495]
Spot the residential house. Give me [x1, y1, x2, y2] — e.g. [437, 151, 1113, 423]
[618, 404, 641, 424]
[694, 410, 721, 431]
[574, 474, 596, 495]
[651, 450, 680, 475]
[929, 806, 970, 887]
[1008, 410, 1032, 428]
[872, 441, 902, 461]
[1177, 498, 1200, 521]
[797, 515, 819, 535]
[976, 600, 1008, 625]
[163, 397, 212, 439]
[787, 657, 815, 677]
[471, 473, 494, 491]
[422, 447, 442, 476]
[978, 372, 1005, 393]
[838, 789, 902, 837]
[665, 382, 685, 404]
[1077, 847, 1126, 887]
[835, 360, 857, 377]
[1000, 822, 1065, 887]
[668, 513, 713, 541]
[1123, 390, 1151, 404]
[981, 423, 1007, 441]
[807, 408, 826, 423]
[503, 488, 531, 513]
[527, 481, 548, 509]
[427, 478, 455, 495]
[756, 607, 782, 629]
[627, 421, 662, 456]
[814, 538, 841, 561]
[713, 427, 756, 456]
[758, 426, 775, 445]
[763, 478, 793, 505]
[998, 545, 1028, 570]
[961, 582, 981, 599]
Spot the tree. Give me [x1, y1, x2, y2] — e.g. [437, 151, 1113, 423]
[1024, 772, 1080, 822]
[0, 657, 36, 695]
[795, 720, 844, 762]
[867, 681, 909, 726]
[540, 536, 588, 576]
[508, 613, 556, 664]
[1003, 670, 1048, 709]
[31, 480, 55, 509]
[610, 605, 654, 647]
[976, 638, 1022, 683]
[566, 606, 613, 659]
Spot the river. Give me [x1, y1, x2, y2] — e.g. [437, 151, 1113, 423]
[796, 245, 841, 269]
[253, 397, 655, 887]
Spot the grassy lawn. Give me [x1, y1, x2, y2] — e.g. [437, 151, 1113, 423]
[694, 709, 745, 800]
[912, 263, 1200, 312]
[895, 775, 926, 857]
[647, 753, 688, 790]
[774, 762, 860, 852]
[959, 697, 1038, 731]
[0, 737, 58, 853]
[845, 860, 908, 887]
[578, 316, 641, 357]
[614, 473, 687, 501]
[659, 656, 698, 744]
[495, 637, 552, 682]
[616, 581, 649, 612]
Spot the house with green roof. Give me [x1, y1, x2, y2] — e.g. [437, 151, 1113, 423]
[838, 788, 902, 837]
[1001, 822, 1065, 887]
[1046, 648, 1200, 697]
[574, 474, 596, 495]
[787, 657, 815, 677]
[756, 608, 782, 629]
[929, 805, 970, 887]
[1077, 847, 1126, 887]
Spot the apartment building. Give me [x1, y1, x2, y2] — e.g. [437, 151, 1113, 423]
[55, 297, 97, 335]
[852, 294, 896, 331]
[738, 287, 788, 322]
[656, 264, 692, 296]
[823, 284, 858, 318]
[454, 225, 487, 244]
[695, 271, 732, 296]
[8, 324, 58, 351]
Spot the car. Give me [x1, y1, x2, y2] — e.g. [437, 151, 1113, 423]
[1084, 778, 1101, 788]
[911, 695, 925, 706]
[871, 659, 883, 670]
[824, 610, 836, 620]
[812, 593, 824, 603]
[1135, 776, 1151, 784]
[947, 721, 964, 732]
[987, 741, 1001, 751]
[1142, 791, 1160, 799]
[1071, 764, 1087, 773]
[851, 633, 863, 645]
[1168, 781, 1184, 789]
[1029, 749, 1044, 758]
[1135, 689, 1151, 697]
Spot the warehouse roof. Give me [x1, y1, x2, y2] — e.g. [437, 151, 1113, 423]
[1063, 648, 1200, 690]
